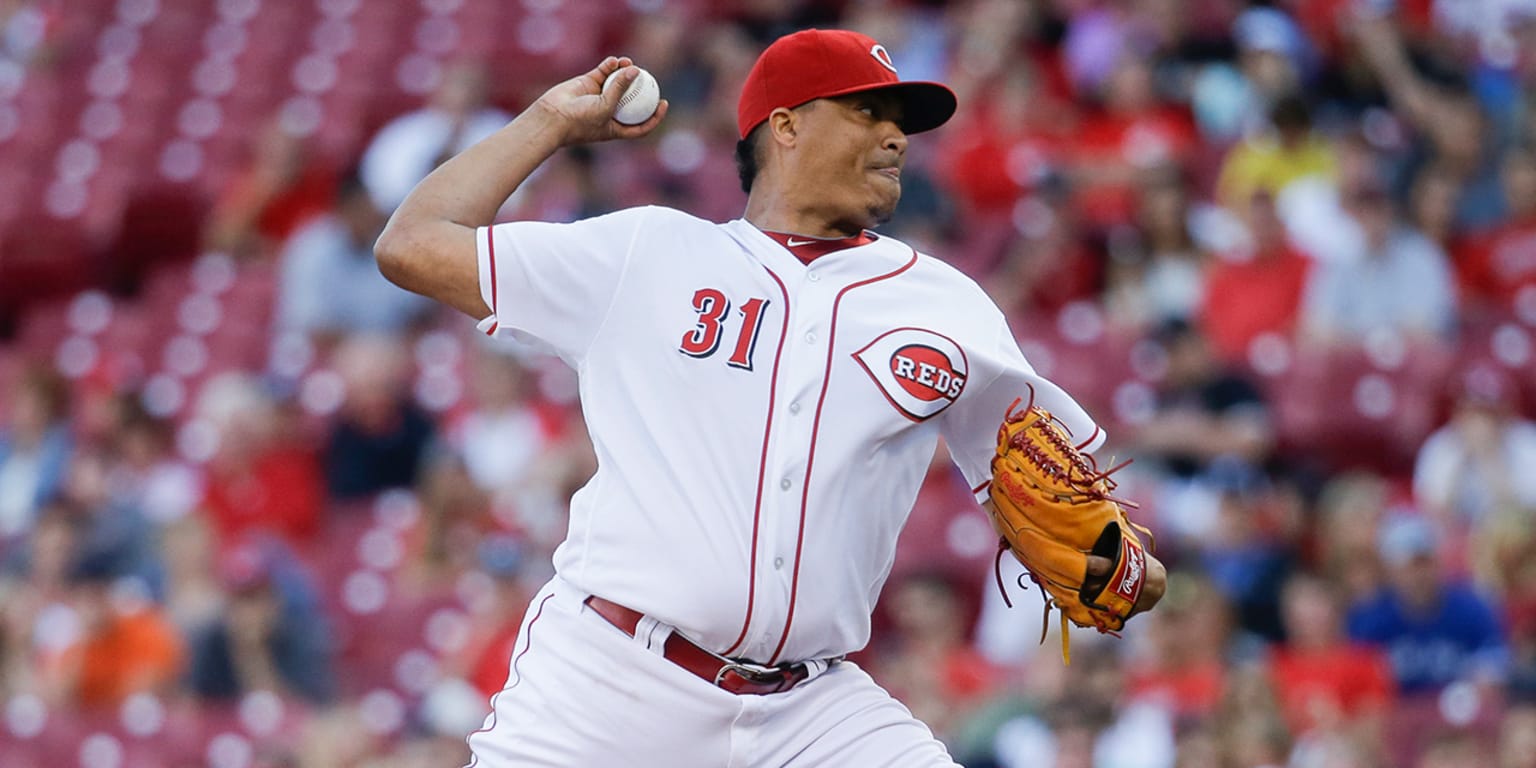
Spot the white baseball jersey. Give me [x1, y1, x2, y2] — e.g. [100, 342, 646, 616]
[473, 206, 1104, 665]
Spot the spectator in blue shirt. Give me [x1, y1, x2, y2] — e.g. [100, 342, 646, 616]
[1299, 179, 1459, 348]
[185, 537, 336, 704]
[321, 335, 436, 501]
[0, 365, 73, 551]
[1346, 514, 1508, 694]
[274, 170, 434, 354]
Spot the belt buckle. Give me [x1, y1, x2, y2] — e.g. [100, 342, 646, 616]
[713, 660, 780, 687]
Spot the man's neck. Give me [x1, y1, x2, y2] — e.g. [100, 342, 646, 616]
[744, 192, 867, 239]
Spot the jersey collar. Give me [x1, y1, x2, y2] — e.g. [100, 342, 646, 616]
[725, 219, 914, 285]
[759, 229, 878, 264]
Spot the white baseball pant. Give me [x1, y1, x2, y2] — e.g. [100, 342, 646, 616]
[465, 576, 960, 767]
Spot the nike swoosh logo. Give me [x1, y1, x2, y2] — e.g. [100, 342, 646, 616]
[785, 238, 815, 247]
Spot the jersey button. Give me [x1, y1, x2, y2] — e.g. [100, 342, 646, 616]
[804, 331, 816, 344]
[788, 401, 800, 414]
[807, 272, 821, 282]
[773, 557, 784, 569]
[779, 478, 792, 490]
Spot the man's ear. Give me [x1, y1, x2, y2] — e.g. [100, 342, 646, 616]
[767, 106, 798, 148]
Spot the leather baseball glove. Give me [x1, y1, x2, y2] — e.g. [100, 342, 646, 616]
[986, 390, 1155, 663]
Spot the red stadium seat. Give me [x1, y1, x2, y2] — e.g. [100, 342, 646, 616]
[12, 296, 72, 360]
[103, 183, 210, 295]
[0, 221, 96, 316]
[1270, 341, 1451, 474]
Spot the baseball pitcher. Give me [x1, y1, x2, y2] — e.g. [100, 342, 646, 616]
[376, 28, 1165, 768]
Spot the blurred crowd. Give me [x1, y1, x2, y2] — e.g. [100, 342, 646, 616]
[3, 0, 1536, 766]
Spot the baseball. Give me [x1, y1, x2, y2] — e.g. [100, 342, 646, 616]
[605, 66, 660, 125]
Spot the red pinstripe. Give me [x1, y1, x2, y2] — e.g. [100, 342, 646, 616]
[723, 266, 792, 657]
[487, 226, 499, 317]
[767, 251, 919, 665]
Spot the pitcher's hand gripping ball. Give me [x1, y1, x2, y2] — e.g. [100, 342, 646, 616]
[604, 66, 660, 125]
[987, 388, 1155, 662]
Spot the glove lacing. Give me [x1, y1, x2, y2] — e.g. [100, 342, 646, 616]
[1002, 390, 1138, 510]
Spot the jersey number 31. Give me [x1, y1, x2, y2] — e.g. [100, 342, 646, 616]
[679, 288, 770, 371]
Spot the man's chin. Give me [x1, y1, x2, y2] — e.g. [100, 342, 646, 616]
[867, 196, 900, 227]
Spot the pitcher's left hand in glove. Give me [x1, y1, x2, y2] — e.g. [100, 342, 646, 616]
[986, 391, 1165, 662]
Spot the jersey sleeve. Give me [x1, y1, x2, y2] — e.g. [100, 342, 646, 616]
[474, 207, 649, 364]
[939, 310, 1106, 504]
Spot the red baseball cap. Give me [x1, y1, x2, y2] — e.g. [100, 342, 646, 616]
[737, 29, 957, 140]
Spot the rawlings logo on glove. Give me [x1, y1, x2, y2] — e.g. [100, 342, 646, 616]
[986, 388, 1156, 663]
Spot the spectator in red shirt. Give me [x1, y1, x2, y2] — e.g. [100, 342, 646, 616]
[939, 64, 1076, 218]
[1068, 54, 1198, 230]
[195, 374, 323, 555]
[204, 118, 338, 261]
[1199, 190, 1312, 365]
[1459, 145, 1536, 317]
[1267, 573, 1395, 744]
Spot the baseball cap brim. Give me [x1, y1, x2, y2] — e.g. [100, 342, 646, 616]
[811, 80, 957, 135]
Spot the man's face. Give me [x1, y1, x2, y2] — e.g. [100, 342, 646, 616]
[784, 91, 908, 231]
[1281, 580, 1337, 647]
[1390, 552, 1441, 607]
[1345, 189, 1394, 248]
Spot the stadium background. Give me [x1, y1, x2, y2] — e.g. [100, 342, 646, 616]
[1, 0, 1535, 765]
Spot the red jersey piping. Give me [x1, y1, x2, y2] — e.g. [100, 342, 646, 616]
[767, 250, 919, 664]
[487, 226, 499, 318]
[465, 592, 553, 766]
[722, 266, 792, 657]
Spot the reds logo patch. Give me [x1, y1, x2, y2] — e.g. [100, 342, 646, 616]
[853, 328, 968, 421]
[869, 44, 897, 74]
